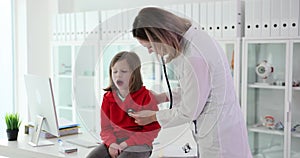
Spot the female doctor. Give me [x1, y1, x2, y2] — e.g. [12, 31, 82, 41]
[130, 7, 252, 158]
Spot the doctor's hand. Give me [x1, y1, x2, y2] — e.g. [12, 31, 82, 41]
[150, 91, 168, 104]
[129, 110, 157, 125]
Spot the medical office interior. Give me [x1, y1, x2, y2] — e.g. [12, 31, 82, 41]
[1, 0, 300, 157]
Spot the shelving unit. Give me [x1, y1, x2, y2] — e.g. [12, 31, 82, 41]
[51, 0, 244, 141]
[217, 38, 242, 100]
[51, 41, 99, 135]
[241, 37, 300, 158]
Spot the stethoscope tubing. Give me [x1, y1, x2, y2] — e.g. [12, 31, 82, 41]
[161, 57, 173, 109]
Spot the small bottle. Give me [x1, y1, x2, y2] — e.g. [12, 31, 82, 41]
[58, 139, 78, 153]
[58, 139, 65, 153]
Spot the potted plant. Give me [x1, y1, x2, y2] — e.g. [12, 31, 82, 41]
[5, 113, 21, 141]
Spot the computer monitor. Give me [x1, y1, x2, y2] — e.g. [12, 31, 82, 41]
[24, 74, 60, 147]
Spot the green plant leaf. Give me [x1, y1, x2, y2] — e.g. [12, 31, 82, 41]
[5, 113, 22, 130]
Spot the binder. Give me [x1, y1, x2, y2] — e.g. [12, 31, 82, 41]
[177, 4, 185, 18]
[222, 0, 231, 37]
[85, 11, 99, 40]
[70, 13, 76, 41]
[100, 10, 108, 40]
[185, 3, 192, 20]
[57, 14, 65, 41]
[245, 0, 253, 37]
[127, 8, 139, 40]
[61, 14, 66, 41]
[270, 0, 281, 36]
[114, 9, 123, 41]
[214, 0, 222, 38]
[207, 1, 215, 36]
[192, 3, 200, 27]
[106, 9, 119, 40]
[65, 13, 71, 41]
[261, 0, 271, 37]
[280, 0, 290, 37]
[289, 0, 300, 36]
[52, 14, 58, 41]
[170, 4, 178, 15]
[252, 0, 262, 37]
[75, 12, 85, 41]
[227, 0, 242, 37]
[200, 2, 208, 32]
[121, 8, 129, 40]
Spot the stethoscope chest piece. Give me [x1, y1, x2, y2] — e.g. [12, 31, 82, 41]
[127, 108, 135, 116]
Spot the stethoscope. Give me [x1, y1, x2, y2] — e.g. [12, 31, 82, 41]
[127, 56, 195, 154]
[161, 56, 173, 109]
[127, 56, 173, 115]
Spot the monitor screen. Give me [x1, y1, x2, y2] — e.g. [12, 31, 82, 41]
[24, 74, 59, 146]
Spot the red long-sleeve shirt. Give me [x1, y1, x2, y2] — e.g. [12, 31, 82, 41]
[100, 86, 161, 147]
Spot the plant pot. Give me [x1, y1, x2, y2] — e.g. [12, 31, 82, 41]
[6, 129, 19, 141]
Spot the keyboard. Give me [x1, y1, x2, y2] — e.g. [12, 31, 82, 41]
[66, 138, 98, 148]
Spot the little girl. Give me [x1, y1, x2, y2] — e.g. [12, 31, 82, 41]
[87, 51, 160, 158]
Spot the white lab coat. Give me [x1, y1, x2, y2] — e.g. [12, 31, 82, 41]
[156, 26, 252, 158]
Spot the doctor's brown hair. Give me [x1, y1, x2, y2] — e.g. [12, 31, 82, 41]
[132, 7, 191, 62]
[103, 51, 143, 93]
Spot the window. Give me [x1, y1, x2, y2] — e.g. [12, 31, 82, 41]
[0, 0, 14, 139]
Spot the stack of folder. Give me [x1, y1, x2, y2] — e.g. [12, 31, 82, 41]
[26, 118, 80, 138]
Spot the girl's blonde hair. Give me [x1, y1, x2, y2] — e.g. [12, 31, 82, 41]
[104, 51, 143, 93]
[132, 7, 191, 62]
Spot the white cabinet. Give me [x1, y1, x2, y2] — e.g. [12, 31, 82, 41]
[52, 41, 99, 133]
[217, 38, 242, 100]
[241, 38, 300, 158]
[51, 1, 244, 140]
[52, 44, 74, 121]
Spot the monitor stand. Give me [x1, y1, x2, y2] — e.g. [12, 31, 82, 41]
[28, 115, 54, 147]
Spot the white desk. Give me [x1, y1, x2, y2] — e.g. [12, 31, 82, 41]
[0, 124, 196, 158]
[0, 131, 96, 158]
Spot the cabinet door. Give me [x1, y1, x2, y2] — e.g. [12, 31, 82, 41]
[291, 41, 300, 158]
[52, 45, 73, 121]
[244, 41, 287, 158]
[73, 44, 98, 135]
[219, 40, 241, 99]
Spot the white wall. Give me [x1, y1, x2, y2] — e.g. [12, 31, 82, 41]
[14, 0, 58, 123]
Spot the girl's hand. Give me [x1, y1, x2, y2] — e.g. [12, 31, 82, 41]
[109, 143, 121, 158]
[119, 141, 128, 151]
[129, 110, 157, 125]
